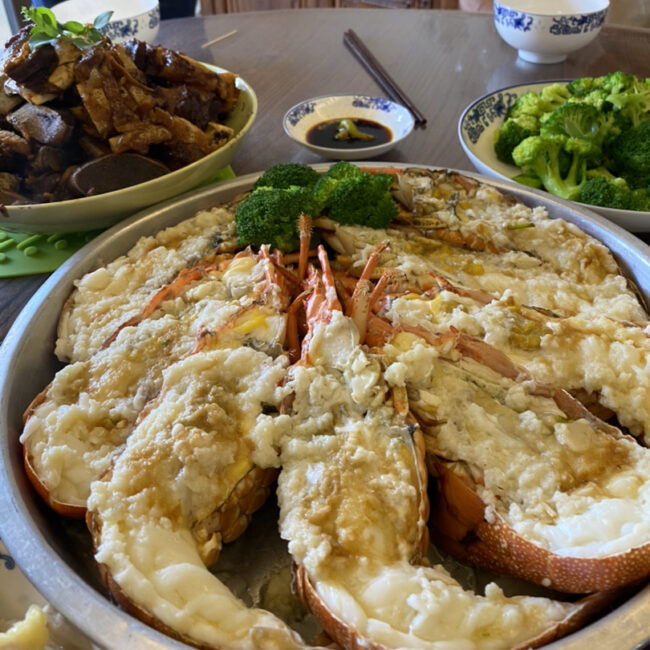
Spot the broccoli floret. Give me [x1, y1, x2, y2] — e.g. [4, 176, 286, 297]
[312, 160, 364, 211]
[540, 103, 602, 141]
[629, 188, 650, 211]
[312, 161, 398, 229]
[539, 83, 571, 108]
[512, 134, 588, 201]
[313, 162, 397, 228]
[607, 78, 650, 128]
[494, 114, 539, 165]
[579, 176, 636, 210]
[253, 163, 321, 190]
[567, 77, 599, 97]
[609, 121, 650, 189]
[598, 71, 636, 96]
[507, 88, 565, 121]
[324, 160, 364, 180]
[234, 186, 315, 252]
[324, 173, 398, 229]
[569, 72, 650, 128]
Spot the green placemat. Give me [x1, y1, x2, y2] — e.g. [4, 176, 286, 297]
[0, 230, 103, 278]
[0, 166, 236, 278]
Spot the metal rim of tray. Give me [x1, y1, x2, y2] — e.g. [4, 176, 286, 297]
[1, 163, 649, 650]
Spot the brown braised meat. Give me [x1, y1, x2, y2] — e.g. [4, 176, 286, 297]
[124, 40, 240, 127]
[0, 31, 240, 204]
[3, 27, 83, 101]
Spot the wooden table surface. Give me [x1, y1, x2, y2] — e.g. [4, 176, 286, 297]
[2, 9, 650, 342]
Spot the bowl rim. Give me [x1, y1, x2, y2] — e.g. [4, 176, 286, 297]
[493, 0, 609, 18]
[52, 0, 160, 21]
[282, 94, 415, 155]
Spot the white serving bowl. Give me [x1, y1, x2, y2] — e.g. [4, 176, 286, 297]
[52, 0, 161, 44]
[493, 0, 609, 64]
[283, 95, 415, 161]
[1, 66, 257, 234]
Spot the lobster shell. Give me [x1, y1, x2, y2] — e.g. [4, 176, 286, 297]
[430, 458, 650, 594]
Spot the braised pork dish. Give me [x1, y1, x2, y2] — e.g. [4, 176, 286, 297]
[20, 164, 650, 650]
[0, 25, 239, 204]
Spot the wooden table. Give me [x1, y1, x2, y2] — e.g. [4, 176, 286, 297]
[2, 9, 650, 341]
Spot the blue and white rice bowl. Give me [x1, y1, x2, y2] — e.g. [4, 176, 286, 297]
[52, 0, 161, 45]
[283, 95, 415, 160]
[493, 0, 609, 64]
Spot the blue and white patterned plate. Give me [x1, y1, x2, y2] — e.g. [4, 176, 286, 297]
[283, 95, 415, 161]
[458, 81, 650, 232]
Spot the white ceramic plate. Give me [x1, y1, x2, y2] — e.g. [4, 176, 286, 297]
[283, 95, 414, 160]
[1, 65, 257, 235]
[458, 81, 650, 232]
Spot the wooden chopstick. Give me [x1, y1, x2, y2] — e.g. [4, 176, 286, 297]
[201, 29, 238, 49]
[343, 28, 426, 128]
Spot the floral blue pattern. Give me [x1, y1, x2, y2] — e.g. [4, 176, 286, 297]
[551, 11, 607, 34]
[494, 2, 607, 35]
[462, 91, 519, 145]
[286, 101, 316, 127]
[286, 96, 397, 127]
[351, 96, 396, 112]
[100, 7, 161, 41]
[494, 6, 533, 31]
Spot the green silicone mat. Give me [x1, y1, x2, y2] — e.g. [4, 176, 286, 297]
[0, 166, 236, 278]
[0, 229, 102, 278]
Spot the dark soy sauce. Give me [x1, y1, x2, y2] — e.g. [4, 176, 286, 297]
[306, 118, 392, 149]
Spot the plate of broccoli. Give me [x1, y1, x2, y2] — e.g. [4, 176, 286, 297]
[458, 73, 650, 232]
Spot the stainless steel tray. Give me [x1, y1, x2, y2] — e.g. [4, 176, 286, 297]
[1, 164, 650, 650]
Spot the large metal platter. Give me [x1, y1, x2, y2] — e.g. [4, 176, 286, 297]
[1, 164, 650, 650]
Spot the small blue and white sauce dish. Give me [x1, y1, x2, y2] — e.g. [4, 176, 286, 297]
[493, 0, 609, 64]
[53, 0, 161, 44]
[283, 95, 415, 161]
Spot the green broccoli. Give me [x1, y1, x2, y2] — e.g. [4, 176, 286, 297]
[597, 71, 636, 96]
[253, 163, 321, 190]
[507, 88, 566, 121]
[234, 185, 315, 252]
[324, 160, 364, 180]
[494, 113, 539, 166]
[607, 79, 650, 128]
[608, 120, 650, 189]
[567, 77, 599, 97]
[568, 72, 650, 128]
[311, 161, 397, 229]
[311, 161, 360, 211]
[579, 176, 637, 210]
[511, 173, 543, 189]
[500, 74, 650, 206]
[324, 173, 398, 229]
[540, 103, 602, 141]
[539, 82, 571, 108]
[512, 134, 588, 201]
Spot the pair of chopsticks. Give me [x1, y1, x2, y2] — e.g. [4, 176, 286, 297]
[343, 28, 426, 128]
